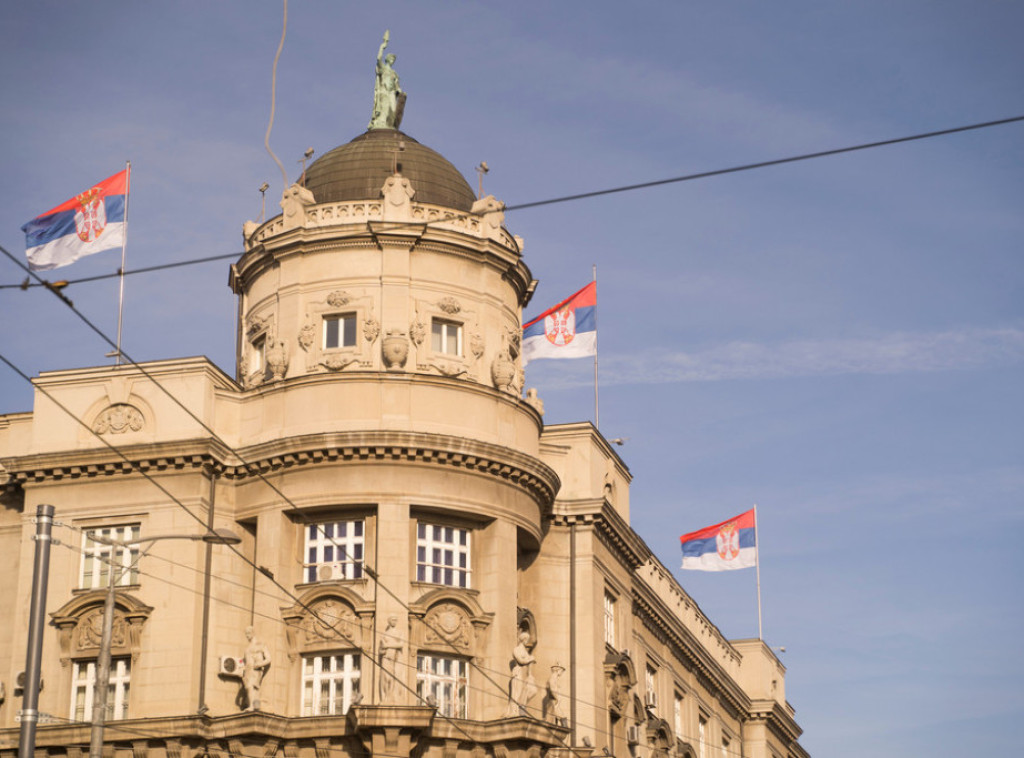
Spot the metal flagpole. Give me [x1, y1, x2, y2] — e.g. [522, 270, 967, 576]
[592, 264, 599, 429]
[113, 160, 131, 365]
[754, 504, 763, 640]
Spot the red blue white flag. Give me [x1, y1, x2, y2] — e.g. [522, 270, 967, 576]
[521, 281, 596, 366]
[21, 169, 129, 271]
[680, 508, 757, 571]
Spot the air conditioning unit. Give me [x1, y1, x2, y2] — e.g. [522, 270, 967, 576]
[626, 726, 641, 746]
[644, 691, 658, 709]
[316, 562, 348, 581]
[218, 656, 245, 677]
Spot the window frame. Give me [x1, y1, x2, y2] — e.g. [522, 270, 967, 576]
[603, 590, 616, 648]
[303, 519, 365, 583]
[80, 524, 141, 589]
[416, 653, 469, 719]
[416, 522, 471, 588]
[71, 656, 131, 722]
[430, 318, 463, 356]
[322, 312, 357, 351]
[300, 652, 361, 717]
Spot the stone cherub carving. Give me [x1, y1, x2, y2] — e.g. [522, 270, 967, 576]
[369, 30, 405, 130]
[378, 615, 403, 703]
[505, 630, 538, 717]
[242, 626, 271, 711]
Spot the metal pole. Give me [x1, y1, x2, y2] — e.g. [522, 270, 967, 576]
[754, 504, 763, 640]
[113, 160, 131, 366]
[592, 264, 599, 429]
[89, 554, 117, 758]
[19, 504, 55, 758]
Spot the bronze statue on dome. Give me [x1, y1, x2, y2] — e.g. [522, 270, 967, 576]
[369, 30, 406, 130]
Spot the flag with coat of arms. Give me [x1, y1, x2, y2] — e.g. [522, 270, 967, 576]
[21, 169, 129, 271]
[521, 281, 596, 366]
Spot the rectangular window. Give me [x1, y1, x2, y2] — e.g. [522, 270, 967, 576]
[417, 654, 468, 718]
[251, 335, 266, 375]
[431, 319, 462, 356]
[301, 653, 361, 716]
[603, 591, 616, 647]
[674, 692, 684, 738]
[416, 523, 470, 587]
[304, 520, 364, 582]
[323, 314, 357, 350]
[71, 658, 131, 722]
[721, 735, 731, 758]
[698, 714, 708, 758]
[80, 524, 141, 589]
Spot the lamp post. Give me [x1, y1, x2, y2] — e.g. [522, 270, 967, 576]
[87, 527, 242, 758]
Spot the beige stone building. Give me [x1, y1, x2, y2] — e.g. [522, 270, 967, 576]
[0, 102, 809, 758]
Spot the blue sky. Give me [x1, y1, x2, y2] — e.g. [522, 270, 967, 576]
[1, 3, 1022, 755]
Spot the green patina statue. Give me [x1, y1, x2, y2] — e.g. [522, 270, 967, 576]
[369, 30, 405, 130]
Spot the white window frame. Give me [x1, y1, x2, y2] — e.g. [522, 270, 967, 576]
[645, 663, 657, 700]
[250, 334, 266, 375]
[71, 657, 131, 722]
[416, 523, 470, 588]
[323, 313, 357, 350]
[417, 654, 468, 718]
[674, 692, 684, 738]
[698, 713, 708, 758]
[603, 590, 616, 647]
[431, 318, 462, 356]
[304, 520, 364, 582]
[721, 734, 731, 758]
[80, 524, 141, 589]
[301, 653, 361, 716]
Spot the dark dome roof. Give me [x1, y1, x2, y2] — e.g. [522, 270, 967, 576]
[303, 129, 476, 212]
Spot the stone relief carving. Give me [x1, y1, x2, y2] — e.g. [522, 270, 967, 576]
[323, 354, 360, 372]
[544, 663, 568, 726]
[93, 404, 145, 434]
[242, 625, 271, 712]
[422, 603, 474, 654]
[298, 321, 316, 351]
[469, 331, 485, 360]
[409, 319, 426, 347]
[78, 607, 128, 649]
[363, 316, 381, 343]
[382, 174, 415, 222]
[377, 615, 403, 704]
[246, 313, 270, 337]
[304, 598, 359, 644]
[327, 290, 351, 308]
[437, 296, 461, 315]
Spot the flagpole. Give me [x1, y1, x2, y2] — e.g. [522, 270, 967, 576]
[113, 160, 131, 366]
[754, 503, 763, 640]
[592, 264, 599, 429]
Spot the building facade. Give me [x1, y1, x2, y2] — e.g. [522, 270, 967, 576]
[0, 96, 808, 758]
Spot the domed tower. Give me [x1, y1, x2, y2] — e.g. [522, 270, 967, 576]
[229, 92, 560, 726]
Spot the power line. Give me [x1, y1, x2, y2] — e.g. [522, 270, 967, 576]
[2, 113, 1021, 290]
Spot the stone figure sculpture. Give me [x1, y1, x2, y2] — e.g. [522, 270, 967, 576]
[545, 663, 568, 727]
[505, 630, 538, 717]
[369, 30, 405, 130]
[242, 626, 271, 711]
[378, 615, 403, 703]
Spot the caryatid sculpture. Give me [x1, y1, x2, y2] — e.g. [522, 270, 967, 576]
[378, 615, 403, 703]
[369, 30, 405, 130]
[505, 630, 538, 717]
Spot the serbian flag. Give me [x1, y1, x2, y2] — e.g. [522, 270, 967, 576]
[21, 169, 129, 271]
[522, 281, 596, 365]
[680, 508, 757, 571]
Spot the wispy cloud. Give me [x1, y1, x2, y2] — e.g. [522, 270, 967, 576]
[532, 327, 1024, 388]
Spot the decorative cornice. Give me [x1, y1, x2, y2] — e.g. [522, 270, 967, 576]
[2, 431, 559, 511]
